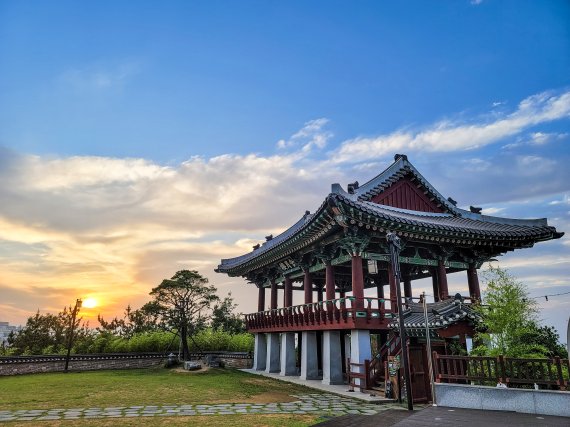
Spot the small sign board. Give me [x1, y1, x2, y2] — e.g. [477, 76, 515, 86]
[386, 355, 401, 400]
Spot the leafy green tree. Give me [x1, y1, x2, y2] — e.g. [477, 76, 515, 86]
[510, 324, 567, 358]
[8, 307, 91, 355]
[150, 270, 219, 360]
[211, 293, 246, 335]
[97, 302, 162, 338]
[473, 265, 565, 358]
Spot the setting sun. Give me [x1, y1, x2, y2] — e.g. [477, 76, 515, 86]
[82, 298, 98, 309]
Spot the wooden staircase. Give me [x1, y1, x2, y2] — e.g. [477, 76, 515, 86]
[345, 334, 403, 396]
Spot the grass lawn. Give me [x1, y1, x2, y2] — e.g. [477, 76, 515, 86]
[0, 368, 326, 425]
[5, 414, 321, 427]
[0, 368, 318, 411]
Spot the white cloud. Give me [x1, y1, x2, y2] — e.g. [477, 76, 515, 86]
[549, 194, 570, 206]
[276, 118, 332, 153]
[502, 131, 568, 149]
[331, 90, 570, 164]
[482, 207, 505, 215]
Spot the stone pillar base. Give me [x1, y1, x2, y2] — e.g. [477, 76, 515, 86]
[322, 331, 343, 385]
[253, 333, 267, 371]
[350, 330, 372, 388]
[300, 331, 319, 380]
[280, 332, 297, 376]
[266, 333, 281, 373]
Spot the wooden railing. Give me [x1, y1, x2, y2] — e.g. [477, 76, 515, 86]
[245, 297, 387, 332]
[433, 353, 570, 390]
[347, 357, 369, 392]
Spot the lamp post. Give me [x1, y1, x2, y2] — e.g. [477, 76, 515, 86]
[422, 292, 436, 405]
[64, 298, 82, 372]
[386, 232, 413, 411]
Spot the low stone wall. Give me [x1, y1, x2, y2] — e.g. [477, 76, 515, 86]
[0, 352, 253, 375]
[0, 354, 166, 376]
[219, 356, 253, 369]
[435, 383, 570, 418]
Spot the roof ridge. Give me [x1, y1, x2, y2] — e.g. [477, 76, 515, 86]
[351, 154, 460, 214]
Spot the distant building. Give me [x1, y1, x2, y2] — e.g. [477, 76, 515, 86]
[0, 321, 21, 344]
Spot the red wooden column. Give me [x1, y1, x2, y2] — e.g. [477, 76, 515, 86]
[325, 262, 335, 301]
[467, 265, 481, 301]
[270, 278, 278, 310]
[304, 269, 313, 304]
[258, 285, 266, 312]
[431, 269, 440, 302]
[388, 264, 398, 313]
[438, 260, 449, 300]
[376, 282, 385, 312]
[283, 276, 293, 307]
[351, 254, 365, 309]
[403, 277, 412, 299]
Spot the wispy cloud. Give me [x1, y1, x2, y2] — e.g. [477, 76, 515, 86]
[59, 61, 142, 93]
[277, 118, 332, 153]
[502, 131, 568, 150]
[331, 90, 570, 164]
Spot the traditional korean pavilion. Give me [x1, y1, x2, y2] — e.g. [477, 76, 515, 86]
[216, 154, 563, 402]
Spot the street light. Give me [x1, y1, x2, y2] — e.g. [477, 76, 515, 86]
[422, 292, 436, 406]
[386, 232, 414, 411]
[64, 298, 82, 372]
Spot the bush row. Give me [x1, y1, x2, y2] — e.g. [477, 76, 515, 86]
[72, 329, 254, 354]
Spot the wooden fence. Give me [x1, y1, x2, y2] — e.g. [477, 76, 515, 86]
[433, 353, 569, 390]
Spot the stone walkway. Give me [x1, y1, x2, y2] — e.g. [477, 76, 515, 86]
[0, 393, 402, 422]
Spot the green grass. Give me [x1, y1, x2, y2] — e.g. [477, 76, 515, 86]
[0, 368, 315, 411]
[6, 414, 322, 427]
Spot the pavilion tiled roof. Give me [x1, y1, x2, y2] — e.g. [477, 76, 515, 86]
[217, 155, 563, 275]
[387, 296, 481, 335]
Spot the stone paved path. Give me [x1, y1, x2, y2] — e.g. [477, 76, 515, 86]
[0, 393, 401, 422]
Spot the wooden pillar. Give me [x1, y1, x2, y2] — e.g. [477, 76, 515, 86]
[467, 265, 481, 301]
[351, 254, 365, 309]
[304, 269, 313, 304]
[270, 279, 278, 310]
[284, 276, 293, 307]
[403, 277, 412, 299]
[317, 285, 323, 302]
[325, 262, 335, 301]
[258, 285, 266, 312]
[431, 269, 440, 302]
[388, 264, 398, 313]
[438, 260, 449, 300]
[377, 282, 385, 311]
[376, 283, 384, 299]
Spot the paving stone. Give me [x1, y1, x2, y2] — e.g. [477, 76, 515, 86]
[38, 415, 62, 420]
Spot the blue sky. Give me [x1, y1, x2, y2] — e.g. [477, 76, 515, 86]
[0, 1, 569, 338]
